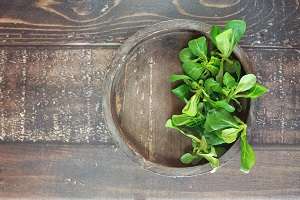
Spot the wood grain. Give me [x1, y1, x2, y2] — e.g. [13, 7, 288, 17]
[246, 48, 300, 144]
[117, 31, 199, 167]
[0, 144, 299, 199]
[0, 1, 298, 198]
[0, 47, 299, 144]
[0, 47, 114, 143]
[0, 0, 298, 47]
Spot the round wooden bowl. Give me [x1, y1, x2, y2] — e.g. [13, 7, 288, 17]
[104, 19, 254, 177]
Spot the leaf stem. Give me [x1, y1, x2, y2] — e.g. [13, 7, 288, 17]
[216, 57, 224, 83]
[224, 57, 233, 65]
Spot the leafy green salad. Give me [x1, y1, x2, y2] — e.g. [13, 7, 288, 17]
[166, 20, 268, 173]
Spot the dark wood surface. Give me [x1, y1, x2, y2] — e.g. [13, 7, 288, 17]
[0, 47, 115, 143]
[0, 0, 299, 48]
[0, 0, 299, 198]
[0, 47, 298, 144]
[0, 144, 299, 199]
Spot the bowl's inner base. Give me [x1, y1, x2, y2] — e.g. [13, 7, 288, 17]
[113, 31, 248, 167]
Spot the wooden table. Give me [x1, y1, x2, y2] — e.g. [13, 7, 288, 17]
[0, 0, 299, 199]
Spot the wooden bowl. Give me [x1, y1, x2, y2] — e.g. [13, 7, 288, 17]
[104, 19, 254, 177]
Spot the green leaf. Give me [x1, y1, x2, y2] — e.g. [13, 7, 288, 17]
[234, 60, 241, 79]
[188, 36, 207, 59]
[206, 56, 220, 76]
[172, 113, 204, 127]
[210, 25, 222, 46]
[235, 74, 256, 94]
[216, 29, 235, 58]
[200, 69, 210, 80]
[165, 119, 202, 142]
[206, 64, 219, 76]
[169, 74, 192, 82]
[216, 58, 224, 84]
[179, 48, 196, 63]
[222, 88, 231, 96]
[209, 56, 221, 67]
[198, 146, 220, 169]
[224, 20, 246, 44]
[172, 114, 193, 127]
[219, 127, 240, 143]
[180, 153, 196, 164]
[204, 109, 240, 132]
[237, 83, 268, 99]
[204, 78, 223, 94]
[190, 81, 201, 90]
[223, 72, 237, 88]
[233, 116, 245, 125]
[171, 84, 190, 102]
[212, 100, 235, 112]
[224, 59, 241, 80]
[202, 154, 220, 169]
[240, 132, 256, 173]
[192, 139, 198, 149]
[182, 62, 205, 80]
[199, 136, 209, 152]
[165, 119, 176, 129]
[204, 131, 226, 145]
[182, 93, 201, 116]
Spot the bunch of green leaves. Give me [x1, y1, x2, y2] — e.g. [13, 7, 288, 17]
[166, 20, 268, 173]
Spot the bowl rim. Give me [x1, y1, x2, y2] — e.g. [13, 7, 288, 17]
[103, 19, 255, 177]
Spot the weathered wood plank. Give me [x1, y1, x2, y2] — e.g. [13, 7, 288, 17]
[0, 47, 299, 144]
[0, 144, 299, 199]
[0, 47, 114, 143]
[246, 48, 300, 144]
[0, 0, 298, 47]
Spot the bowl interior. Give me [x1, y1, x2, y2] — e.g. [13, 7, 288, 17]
[111, 30, 249, 168]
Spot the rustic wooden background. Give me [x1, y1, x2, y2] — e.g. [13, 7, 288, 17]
[0, 0, 299, 199]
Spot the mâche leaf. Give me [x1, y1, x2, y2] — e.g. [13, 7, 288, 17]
[206, 56, 220, 75]
[165, 19, 267, 173]
[198, 146, 220, 169]
[179, 48, 197, 63]
[172, 113, 204, 127]
[210, 25, 222, 46]
[182, 62, 205, 80]
[236, 83, 268, 99]
[204, 78, 223, 94]
[219, 127, 241, 143]
[224, 59, 241, 79]
[235, 74, 256, 94]
[180, 153, 196, 164]
[212, 100, 235, 112]
[216, 29, 235, 58]
[182, 93, 201, 116]
[224, 20, 246, 44]
[165, 119, 202, 142]
[204, 131, 225, 145]
[240, 129, 256, 173]
[171, 84, 190, 102]
[204, 109, 240, 132]
[209, 56, 221, 67]
[223, 72, 237, 89]
[188, 37, 208, 60]
[169, 74, 192, 82]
